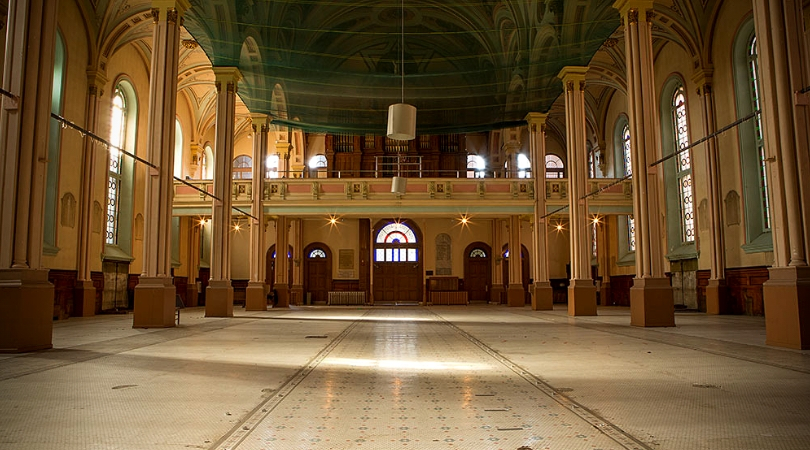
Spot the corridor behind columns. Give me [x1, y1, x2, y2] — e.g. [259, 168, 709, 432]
[0, 305, 808, 450]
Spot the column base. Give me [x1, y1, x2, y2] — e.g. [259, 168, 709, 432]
[763, 266, 810, 349]
[630, 277, 675, 327]
[291, 284, 304, 306]
[133, 276, 176, 328]
[532, 282, 553, 310]
[74, 279, 97, 317]
[0, 269, 54, 353]
[490, 285, 505, 304]
[275, 283, 290, 308]
[705, 278, 729, 315]
[245, 282, 268, 311]
[205, 280, 234, 317]
[506, 284, 525, 307]
[568, 279, 597, 316]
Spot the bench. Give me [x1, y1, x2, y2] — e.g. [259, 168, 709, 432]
[175, 295, 185, 325]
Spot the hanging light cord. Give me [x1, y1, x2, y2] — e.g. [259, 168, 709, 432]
[400, 0, 404, 103]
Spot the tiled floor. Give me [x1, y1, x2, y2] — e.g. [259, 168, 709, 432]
[1, 305, 809, 450]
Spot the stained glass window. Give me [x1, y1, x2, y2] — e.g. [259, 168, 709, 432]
[308, 249, 326, 258]
[545, 154, 564, 178]
[233, 155, 252, 179]
[672, 86, 695, 243]
[106, 88, 126, 245]
[470, 248, 487, 258]
[374, 222, 418, 262]
[748, 35, 770, 230]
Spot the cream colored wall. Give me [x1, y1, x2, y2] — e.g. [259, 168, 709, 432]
[545, 219, 570, 279]
[231, 225, 252, 279]
[302, 217, 361, 279]
[419, 217, 492, 277]
[43, 1, 91, 271]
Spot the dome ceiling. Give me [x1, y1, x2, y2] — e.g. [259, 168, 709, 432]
[184, 0, 620, 135]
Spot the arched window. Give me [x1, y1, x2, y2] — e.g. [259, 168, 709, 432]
[233, 155, 252, 179]
[622, 124, 632, 177]
[44, 31, 65, 254]
[201, 144, 214, 179]
[107, 89, 126, 245]
[517, 153, 531, 178]
[545, 154, 564, 178]
[308, 154, 327, 169]
[470, 248, 487, 258]
[375, 222, 418, 262]
[173, 119, 183, 178]
[308, 248, 327, 258]
[734, 21, 772, 252]
[466, 154, 486, 178]
[266, 154, 280, 179]
[672, 87, 695, 243]
[105, 81, 137, 257]
[660, 78, 697, 259]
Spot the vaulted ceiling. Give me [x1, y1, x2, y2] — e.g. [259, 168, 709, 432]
[180, 0, 621, 135]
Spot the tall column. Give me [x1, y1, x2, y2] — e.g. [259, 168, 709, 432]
[205, 67, 242, 317]
[290, 218, 304, 304]
[526, 113, 553, 310]
[693, 71, 729, 314]
[506, 215, 525, 306]
[133, 0, 189, 328]
[558, 66, 596, 316]
[753, 0, 810, 349]
[74, 70, 107, 317]
[491, 219, 505, 303]
[0, 0, 58, 351]
[614, 0, 674, 327]
[245, 114, 269, 311]
[274, 216, 291, 307]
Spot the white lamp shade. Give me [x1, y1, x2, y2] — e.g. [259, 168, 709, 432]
[387, 103, 417, 141]
[391, 176, 407, 194]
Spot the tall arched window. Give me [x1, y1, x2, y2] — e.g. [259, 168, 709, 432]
[672, 86, 695, 243]
[375, 222, 418, 262]
[202, 144, 214, 179]
[105, 81, 136, 257]
[545, 154, 564, 178]
[44, 31, 65, 254]
[517, 154, 531, 178]
[266, 154, 280, 179]
[107, 89, 126, 245]
[621, 123, 635, 252]
[734, 20, 772, 253]
[233, 155, 252, 179]
[661, 78, 697, 259]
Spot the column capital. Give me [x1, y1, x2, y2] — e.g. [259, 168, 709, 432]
[250, 113, 270, 126]
[152, 0, 191, 15]
[524, 112, 548, 128]
[613, 0, 654, 18]
[691, 69, 713, 94]
[213, 66, 243, 84]
[86, 70, 108, 95]
[557, 66, 588, 87]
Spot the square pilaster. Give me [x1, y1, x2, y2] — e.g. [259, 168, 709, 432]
[205, 280, 234, 317]
[245, 282, 267, 311]
[0, 269, 54, 353]
[630, 277, 675, 327]
[532, 282, 553, 310]
[133, 276, 176, 328]
[705, 279, 729, 315]
[568, 279, 597, 316]
[506, 284, 525, 307]
[764, 267, 810, 349]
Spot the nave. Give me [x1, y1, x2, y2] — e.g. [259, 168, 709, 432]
[1, 305, 808, 450]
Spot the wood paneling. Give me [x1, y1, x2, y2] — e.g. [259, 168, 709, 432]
[695, 267, 768, 316]
[49, 269, 77, 320]
[609, 275, 633, 307]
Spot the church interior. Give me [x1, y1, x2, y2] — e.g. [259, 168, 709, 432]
[0, 0, 809, 449]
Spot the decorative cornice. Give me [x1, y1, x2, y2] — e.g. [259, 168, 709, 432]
[181, 39, 198, 49]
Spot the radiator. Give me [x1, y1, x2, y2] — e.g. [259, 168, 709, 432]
[328, 291, 366, 305]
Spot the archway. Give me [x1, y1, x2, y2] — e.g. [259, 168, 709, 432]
[464, 242, 492, 303]
[304, 243, 332, 305]
[502, 243, 531, 304]
[372, 219, 423, 304]
[266, 244, 293, 303]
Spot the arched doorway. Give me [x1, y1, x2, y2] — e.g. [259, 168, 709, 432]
[372, 219, 423, 304]
[266, 244, 293, 301]
[502, 243, 531, 304]
[304, 243, 332, 305]
[464, 242, 492, 303]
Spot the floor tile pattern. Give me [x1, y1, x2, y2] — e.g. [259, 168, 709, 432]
[223, 308, 634, 450]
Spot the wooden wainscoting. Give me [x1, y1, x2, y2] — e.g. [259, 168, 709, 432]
[696, 267, 768, 316]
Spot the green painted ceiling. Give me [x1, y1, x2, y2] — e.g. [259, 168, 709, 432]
[184, 0, 619, 135]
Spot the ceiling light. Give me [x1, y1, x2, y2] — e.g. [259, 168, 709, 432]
[386, 0, 415, 141]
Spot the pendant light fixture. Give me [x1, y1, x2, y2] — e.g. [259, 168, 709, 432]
[386, 0, 416, 141]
